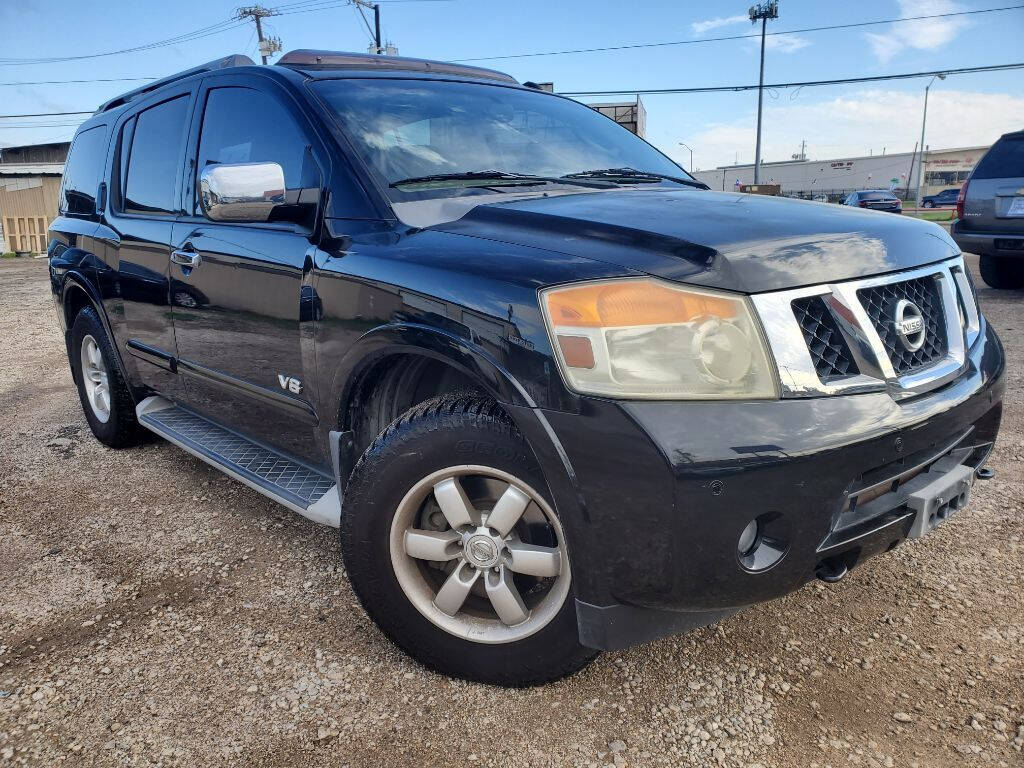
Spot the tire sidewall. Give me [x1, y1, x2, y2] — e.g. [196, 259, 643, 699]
[341, 399, 591, 685]
[70, 307, 137, 446]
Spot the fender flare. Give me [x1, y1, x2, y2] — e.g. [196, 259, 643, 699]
[60, 270, 132, 388]
[327, 322, 538, 427]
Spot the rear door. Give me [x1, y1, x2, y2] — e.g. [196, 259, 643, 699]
[168, 74, 327, 465]
[963, 133, 1024, 234]
[104, 87, 196, 396]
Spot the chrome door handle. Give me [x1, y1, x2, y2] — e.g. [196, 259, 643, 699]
[171, 249, 202, 268]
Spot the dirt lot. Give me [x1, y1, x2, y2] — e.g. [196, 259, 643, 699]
[1, 255, 1021, 768]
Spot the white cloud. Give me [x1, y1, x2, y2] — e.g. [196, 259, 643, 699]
[691, 14, 748, 35]
[674, 88, 1024, 170]
[864, 0, 969, 63]
[762, 34, 810, 53]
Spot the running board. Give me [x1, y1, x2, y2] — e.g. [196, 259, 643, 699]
[136, 396, 340, 527]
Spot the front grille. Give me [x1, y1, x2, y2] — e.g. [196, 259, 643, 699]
[857, 276, 947, 375]
[792, 296, 858, 382]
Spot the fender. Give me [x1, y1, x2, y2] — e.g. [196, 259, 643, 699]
[323, 322, 593, 582]
[59, 269, 133, 398]
[327, 322, 538, 423]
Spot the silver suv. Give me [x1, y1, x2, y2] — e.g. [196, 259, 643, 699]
[952, 130, 1024, 289]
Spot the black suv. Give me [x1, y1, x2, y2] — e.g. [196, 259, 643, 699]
[49, 51, 1005, 686]
[952, 130, 1024, 289]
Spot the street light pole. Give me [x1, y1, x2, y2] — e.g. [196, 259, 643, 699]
[678, 141, 693, 171]
[749, 1, 779, 184]
[915, 74, 945, 209]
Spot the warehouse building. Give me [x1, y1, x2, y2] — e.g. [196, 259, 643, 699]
[692, 145, 988, 201]
[0, 141, 69, 254]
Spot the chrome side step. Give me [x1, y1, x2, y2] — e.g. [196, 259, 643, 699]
[135, 396, 340, 527]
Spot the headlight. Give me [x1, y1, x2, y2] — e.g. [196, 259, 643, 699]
[540, 278, 778, 399]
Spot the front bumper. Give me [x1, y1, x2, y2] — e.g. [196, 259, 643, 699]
[517, 321, 1005, 650]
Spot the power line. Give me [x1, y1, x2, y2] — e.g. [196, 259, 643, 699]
[0, 18, 246, 65]
[3, 62, 1021, 122]
[559, 62, 1024, 96]
[0, 77, 158, 87]
[455, 3, 1024, 62]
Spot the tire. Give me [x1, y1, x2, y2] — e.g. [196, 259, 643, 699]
[923, 201, 934, 208]
[70, 306, 144, 448]
[979, 255, 1024, 290]
[340, 394, 598, 686]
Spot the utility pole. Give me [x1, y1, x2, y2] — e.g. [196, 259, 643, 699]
[237, 5, 281, 64]
[352, 0, 383, 54]
[749, 1, 779, 184]
[915, 73, 946, 209]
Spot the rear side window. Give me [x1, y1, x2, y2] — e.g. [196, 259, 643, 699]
[194, 86, 319, 215]
[124, 95, 190, 215]
[973, 136, 1024, 179]
[61, 125, 108, 216]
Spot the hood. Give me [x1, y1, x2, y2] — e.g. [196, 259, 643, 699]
[431, 188, 960, 293]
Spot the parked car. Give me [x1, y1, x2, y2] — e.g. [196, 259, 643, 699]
[952, 130, 1024, 289]
[48, 51, 1004, 686]
[842, 189, 902, 213]
[921, 188, 961, 208]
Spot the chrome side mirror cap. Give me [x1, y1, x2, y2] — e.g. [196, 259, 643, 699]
[199, 162, 287, 223]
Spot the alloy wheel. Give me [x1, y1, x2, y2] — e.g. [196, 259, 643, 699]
[389, 465, 570, 644]
[80, 334, 111, 423]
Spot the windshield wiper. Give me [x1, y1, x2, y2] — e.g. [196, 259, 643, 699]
[562, 167, 709, 189]
[389, 170, 614, 189]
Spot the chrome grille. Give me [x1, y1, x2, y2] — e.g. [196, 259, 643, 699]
[857, 276, 947, 375]
[791, 296, 858, 382]
[750, 256, 973, 400]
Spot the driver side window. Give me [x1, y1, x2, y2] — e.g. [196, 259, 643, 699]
[194, 86, 320, 217]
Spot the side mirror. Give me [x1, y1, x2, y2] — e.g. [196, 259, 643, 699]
[199, 162, 288, 223]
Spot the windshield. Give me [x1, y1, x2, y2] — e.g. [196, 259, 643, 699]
[860, 191, 897, 200]
[312, 78, 692, 198]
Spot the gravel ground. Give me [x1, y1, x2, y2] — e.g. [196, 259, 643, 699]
[0, 255, 1021, 768]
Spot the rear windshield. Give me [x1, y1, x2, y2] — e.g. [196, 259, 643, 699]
[973, 135, 1024, 179]
[860, 191, 896, 200]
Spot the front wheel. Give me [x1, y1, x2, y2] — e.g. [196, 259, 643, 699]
[923, 201, 934, 208]
[979, 255, 1024, 289]
[340, 394, 597, 686]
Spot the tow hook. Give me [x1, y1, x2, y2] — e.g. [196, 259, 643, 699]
[975, 467, 995, 480]
[815, 559, 849, 583]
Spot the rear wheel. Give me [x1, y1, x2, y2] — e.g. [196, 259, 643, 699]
[70, 307, 143, 447]
[979, 255, 1024, 289]
[340, 394, 597, 686]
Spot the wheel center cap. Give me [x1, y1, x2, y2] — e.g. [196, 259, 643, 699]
[465, 533, 501, 568]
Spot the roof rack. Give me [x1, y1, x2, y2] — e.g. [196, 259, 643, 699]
[276, 49, 517, 84]
[96, 54, 256, 113]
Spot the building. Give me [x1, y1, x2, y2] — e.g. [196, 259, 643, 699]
[0, 141, 69, 253]
[537, 83, 647, 138]
[692, 145, 988, 201]
[586, 98, 647, 138]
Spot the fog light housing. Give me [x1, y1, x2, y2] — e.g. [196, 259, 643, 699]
[737, 512, 790, 572]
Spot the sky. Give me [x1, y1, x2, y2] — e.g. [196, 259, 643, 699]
[1, 0, 1023, 170]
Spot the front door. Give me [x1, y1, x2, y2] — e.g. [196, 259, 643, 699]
[169, 78, 326, 466]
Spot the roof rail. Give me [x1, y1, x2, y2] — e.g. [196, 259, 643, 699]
[276, 49, 517, 84]
[96, 54, 256, 113]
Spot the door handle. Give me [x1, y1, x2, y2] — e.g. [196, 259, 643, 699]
[171, 249, 202, 268]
